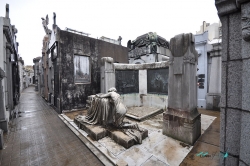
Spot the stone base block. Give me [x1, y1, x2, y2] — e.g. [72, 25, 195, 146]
[74, 118, 148, 148]
[206, 93, 221, 111]
[0, 119, 8, 132]
[162, 111, 201, 145]
[107, 130, 135, 149]
[107, 129, 148, 149]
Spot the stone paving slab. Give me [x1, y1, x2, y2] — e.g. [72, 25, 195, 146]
[61, 110, 217, 166]
[0, 87, 104, 166]
[180, 109, 220, 166]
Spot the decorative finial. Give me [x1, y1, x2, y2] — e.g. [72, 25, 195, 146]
[5, 4, 9, 18]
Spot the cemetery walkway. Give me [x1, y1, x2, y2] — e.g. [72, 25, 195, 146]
[0, 86, 104, 166]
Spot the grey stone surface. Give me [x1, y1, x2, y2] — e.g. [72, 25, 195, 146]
[142, 156, 168, 166]
[242, 59, 250, 111]
[220, 157, 225, 166]
[163, 33, 200, 145]
[226, 109, 241, 156]
[215, 0, 239, 17]
[240, 111, 250, 165]
[0, 129, 3, 149]
[107, 129, 148, 149]
[220, 62, 227, 108]
[227, 61, 242, 109]
[117, 147, 152, 166]
[79, 121, 107, 141]
[101, 57, 115, 93]
[139, 70, 147, 94]
[126, 106, 163, 121]
[163, 112, 201, 145]
[242, 40, 250, 59]
[229, 13, 242, 60]
[220, 108, 225, 152]
[114, 61, 169, 70]
[239, 161, 248, 166]
[98, 137, 126, 156]
[241, 3, 250, 42]
[0, 119, 8, 132]
[0, 69, 6, 121]
[7, 87, 104, 166]
[225, 155, 239, 166]
[215, 1, 250, 166]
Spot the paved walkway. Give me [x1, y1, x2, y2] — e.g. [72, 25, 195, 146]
[0, 86, 103, 166]
[180, 110, 220, 166]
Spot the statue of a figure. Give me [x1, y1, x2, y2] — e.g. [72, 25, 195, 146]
[41, 15, 51, 35]
[96, 87, 126, 127]
[76, 87, 143, 143]
[148, 32, 158, 53]
[118, 36, 122, 45]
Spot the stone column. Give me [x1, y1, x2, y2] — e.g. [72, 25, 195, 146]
[215, 0, 250, 165]
[163, 33, 201, 145]
[100, 57, 115, 93]
[206, 42, 222, 110]
[0, 68, 8, 132]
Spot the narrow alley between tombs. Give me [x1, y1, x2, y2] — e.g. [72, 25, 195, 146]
[0, 86, 103, 166]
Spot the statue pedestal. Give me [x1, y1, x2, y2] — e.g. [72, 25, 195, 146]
[74, 117, 148, 149]
[163, 108, 201, 145]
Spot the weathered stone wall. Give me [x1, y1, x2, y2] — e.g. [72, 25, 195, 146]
[58, 31, 128, 112]
[215, 0, 250, 165]
[101, 58, 169, 109]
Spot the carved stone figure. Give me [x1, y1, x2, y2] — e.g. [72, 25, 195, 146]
[148, 32, 158, 53]
[117, 36, 122, 45]
[76, 87, 143, 143]
[41, 15, 51, 35]
[127, 32, 169, 59]
[242, 5, 250, 41]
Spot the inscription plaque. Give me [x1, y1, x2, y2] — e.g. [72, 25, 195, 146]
[147, 68, 169, 95]
[115, 70, 139, 94]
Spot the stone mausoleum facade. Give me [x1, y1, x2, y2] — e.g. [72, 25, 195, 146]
[0, 4, 20, 132]
[127, 32, 171, 64]
[38, 13, 128, 113]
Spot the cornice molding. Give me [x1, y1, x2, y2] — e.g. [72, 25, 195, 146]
[3, 26, 13, 45]
[215, 0, 250, 16]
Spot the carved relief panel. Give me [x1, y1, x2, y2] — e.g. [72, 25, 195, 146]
[147, 68, 169, 95]
[115, 70, 139, 94]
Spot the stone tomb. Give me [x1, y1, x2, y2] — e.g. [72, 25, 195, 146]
[74, 118, 148, 149]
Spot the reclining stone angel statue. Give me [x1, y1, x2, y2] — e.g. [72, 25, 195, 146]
[75, 87, 143, 143]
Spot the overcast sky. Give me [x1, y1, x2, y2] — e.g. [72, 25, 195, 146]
[0, 0, 219, 65]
